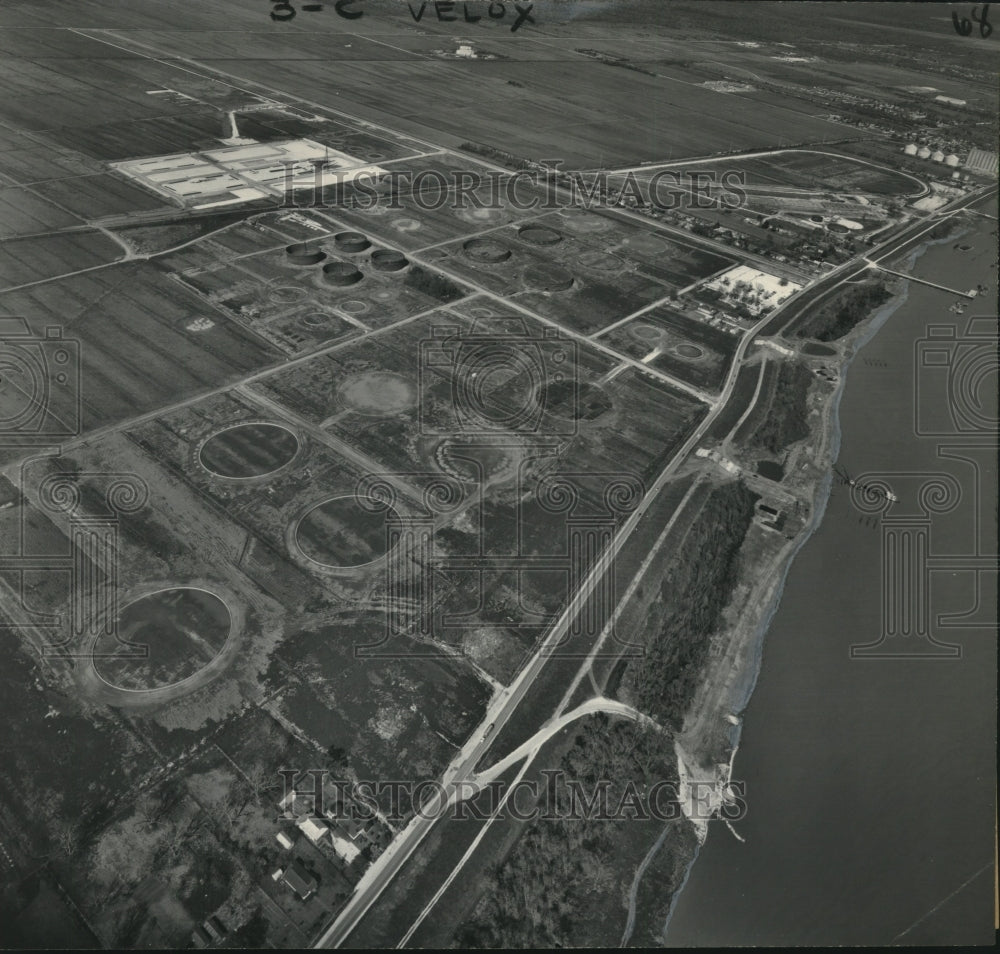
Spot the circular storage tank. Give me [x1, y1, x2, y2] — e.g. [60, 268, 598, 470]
[903, 143, 918, 156]
[464, 238, 513, 263]
[371, 249, 409, 272]
[945, 154, 960, 167]
[931, 151, 945, 163]
[285, 243, 326, 266]
[518, 225, 563, 246]
[524, 263, 574, 292]
[322, 261, 364, 286]
[917, 146, 931, 159]
[334, 231, 371, 253]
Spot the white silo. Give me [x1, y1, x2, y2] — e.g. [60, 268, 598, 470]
[931, 150, 945, 163]
[945, 154, 960, 166]
[917, 146, 931, 159]
[904, 143, 918, 156]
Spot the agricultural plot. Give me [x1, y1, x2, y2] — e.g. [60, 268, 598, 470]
[32, 171, 176, 219]
[305, 119, 428, 163]
[0, 230, 124, 288]
[0, 186, 84, 238]
[48, 110, 237, 162]
[181, 42, 851, 167]
[600, 304, 740, 392]
[0, 262, 278, 446]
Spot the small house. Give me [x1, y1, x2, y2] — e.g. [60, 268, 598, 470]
[278, 861, 317, 901]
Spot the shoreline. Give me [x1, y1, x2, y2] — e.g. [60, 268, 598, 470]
[660, 222, 970, 943]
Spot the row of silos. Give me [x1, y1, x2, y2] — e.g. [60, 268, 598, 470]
[902, 144, 960, 165]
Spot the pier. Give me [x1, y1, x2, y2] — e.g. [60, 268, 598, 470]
[864, 260, 978, 298]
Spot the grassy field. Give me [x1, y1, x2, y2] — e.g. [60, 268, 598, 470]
[0, 262, 278, 443]
[272, 613, 490, 784]
[0, 230, 124, 287]
[704, 360, 764, 443]
[686, 150, 925, 196]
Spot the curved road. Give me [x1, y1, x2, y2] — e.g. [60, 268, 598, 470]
[313, 183, 996, 949]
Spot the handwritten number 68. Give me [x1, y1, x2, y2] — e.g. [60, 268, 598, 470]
[953, 3, 993, 38]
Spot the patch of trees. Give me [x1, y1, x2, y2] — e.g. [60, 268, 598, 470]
[576, 48, 658, 77]
[628, 480, 758, 730]
[403, 265, 464, 302]
[749, 361, 813, 454]
[456, 716, 677, 948]
[929, 220, 962, 241]
[223, 907, 268, 948]
[800, 280, 892, 341]
[459, 141, 532, 170]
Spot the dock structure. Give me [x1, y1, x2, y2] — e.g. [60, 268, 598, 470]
[865, 261, 978, 299]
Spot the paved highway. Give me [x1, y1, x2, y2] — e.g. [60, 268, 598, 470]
[313, 183, 996, 949]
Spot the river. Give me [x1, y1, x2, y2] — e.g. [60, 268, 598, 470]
[663, 206, 998, 946]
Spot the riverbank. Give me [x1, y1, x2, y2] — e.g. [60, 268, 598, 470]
[662, 205, 996, 945]
[656, 208, 995, 945]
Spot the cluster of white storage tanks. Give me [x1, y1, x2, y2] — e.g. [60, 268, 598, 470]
[903, 143, 960, 165]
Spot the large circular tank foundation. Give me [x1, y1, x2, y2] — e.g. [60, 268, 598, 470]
[322, 261, 364, 286]
[524, 263, 574, 292]
[285, 243, 326, 266]
[518, 225, 563, 245]
[334, 231, 371, 253]
[371, 249, 409, 271]
[464, 238, 513, 263]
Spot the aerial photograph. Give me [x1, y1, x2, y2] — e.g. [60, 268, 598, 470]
[0, 0, 995, 948]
